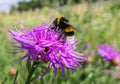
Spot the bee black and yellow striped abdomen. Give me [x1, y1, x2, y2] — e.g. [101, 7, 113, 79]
[65, 26, 74, 36]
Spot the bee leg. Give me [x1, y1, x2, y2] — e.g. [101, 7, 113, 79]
[57, 31, 65, 40]
[57, 34, 63, 40]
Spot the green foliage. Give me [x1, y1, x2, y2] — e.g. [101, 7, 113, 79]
[11, 0, 103, 12]
[1, 1, 120, 84]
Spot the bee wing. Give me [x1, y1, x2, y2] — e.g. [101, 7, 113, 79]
[62, 21, 83, 33]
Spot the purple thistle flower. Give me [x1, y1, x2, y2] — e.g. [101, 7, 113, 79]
[98, 44, 120, 66]
[9, 23, 86, 77]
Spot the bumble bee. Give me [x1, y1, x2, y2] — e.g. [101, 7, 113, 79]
[51, 16, 79, 41]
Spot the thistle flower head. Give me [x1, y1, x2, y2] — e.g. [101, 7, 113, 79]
[9, 23, 86, 77]
[98, 44, 120, 66]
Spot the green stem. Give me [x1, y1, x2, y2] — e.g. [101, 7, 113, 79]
[26, 57, 31, 73]
[25, 62, 36, 84]
[13, 70, 18, 84]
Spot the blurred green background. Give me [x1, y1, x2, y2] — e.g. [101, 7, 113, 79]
[1, 0, 120, 84]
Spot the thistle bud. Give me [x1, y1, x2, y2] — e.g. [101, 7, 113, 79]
[85, 57, 92, 64]
[111, 59, 120, 66]
[9, 66, 17, 76]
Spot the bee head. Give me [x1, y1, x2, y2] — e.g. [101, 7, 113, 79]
[60, 17, 69, 23]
